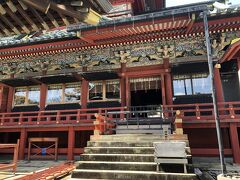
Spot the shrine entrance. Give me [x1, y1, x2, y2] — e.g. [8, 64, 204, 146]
[130, 77, 162, 106]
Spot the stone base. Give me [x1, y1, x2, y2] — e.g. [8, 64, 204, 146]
[217, 174, 240, 180]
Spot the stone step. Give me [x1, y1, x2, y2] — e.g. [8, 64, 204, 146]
[70, 178, 109, 180]
[84, 147, 154, 154]
[80, 154, 154, 162]
[90, 134, 188, 141]
[71, 169, 198, 180]
[87, 140, 189, 147]
[76, 161, 194, 173]
[87, 141, 154, 147]
[76, 161, 156, 171]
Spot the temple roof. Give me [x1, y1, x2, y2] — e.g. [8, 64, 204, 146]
[0, 0, 113, 37]
[0, 0, 239, 58]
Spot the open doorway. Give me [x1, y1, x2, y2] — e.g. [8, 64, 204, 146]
[130, 77, 162, 106]
[131, 89, 162, 106]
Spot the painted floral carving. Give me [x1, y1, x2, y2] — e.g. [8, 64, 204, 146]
[212, 33, 231, 59]
[0, 30, 239, 79]
[115, 50, 131, 63]
[157, 45, 174, 58]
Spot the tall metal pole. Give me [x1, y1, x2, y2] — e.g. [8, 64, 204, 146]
[203, 10, 227, 175]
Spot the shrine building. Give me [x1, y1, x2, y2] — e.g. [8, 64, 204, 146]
[0, 0, 239, 164]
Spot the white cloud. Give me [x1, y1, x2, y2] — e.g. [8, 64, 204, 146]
[166, 0, 209, 7]
[166, 0, 240, 8]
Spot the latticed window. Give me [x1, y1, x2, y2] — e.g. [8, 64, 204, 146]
[14, 86, 40, 106]
[88, 80, 120, 101]
[130, 77, 161, 91]
[106, 80, 120, 99]
[47, 83, 81, 104]
[173, 73, 211, 96]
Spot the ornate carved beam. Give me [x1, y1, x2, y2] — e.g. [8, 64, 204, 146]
[16, 4, 39, 32]
[29, 7, 50, 30]
[5, 6, 30, 34]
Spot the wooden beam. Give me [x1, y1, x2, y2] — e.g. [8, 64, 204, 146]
[0, 4, 6, 15]
[5, 6, 30, 34]
[76, 31, 94, 44]
[21, 0, 82, 19]
[21, 0, 101, 25]
[16, 4, 39, 31]
[46, 11, 59, 28]
[74, 17, 80, 24]
[6, 0, 17, 12]
[58, 13, 70, 26]
[50, 2, 101, 25]
[230, 123, 240, 164]
[50, 3, 84, 20]
[19, 0, 50, 13]
[67, 127, 75, 160]
[0, 22, 11, 36]
[186, 13, 195, 34]
[0, 15, 20, 34]
[0, 31, 3, 37]
[18, 0, 28, 10]
[71, 1, 83, 6]
[29, 7, 49, 30]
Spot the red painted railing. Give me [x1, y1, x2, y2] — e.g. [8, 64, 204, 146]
[163, 101, 240, 121]
[1, 102, 240, 127]
[0, 107, 125, 127]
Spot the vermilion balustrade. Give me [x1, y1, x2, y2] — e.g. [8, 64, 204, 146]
[163, 102, 240, 121]
[0, 102, 239, 127]
[0, 107, 125, 127]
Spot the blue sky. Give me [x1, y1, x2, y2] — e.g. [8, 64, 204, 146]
[166, 0, 240, 7]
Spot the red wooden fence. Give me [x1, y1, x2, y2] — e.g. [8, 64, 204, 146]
[163, 101, 240, 122]
[0, 107, 125, 127]
[0, 102, 240, 127]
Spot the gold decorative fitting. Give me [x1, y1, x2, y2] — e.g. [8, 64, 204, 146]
[176, 110, 181, 115]
[214, 64, 221, 69]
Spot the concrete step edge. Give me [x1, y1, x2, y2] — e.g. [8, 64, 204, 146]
[77, 161, 156, 165]
[73, 169, 196, 176]
[70, 178, 110, 180]
[89, 140, 187, 142]
[81, 154, 154, 157]
[85, 147, 154, 149]
[91, 134, 187, 136]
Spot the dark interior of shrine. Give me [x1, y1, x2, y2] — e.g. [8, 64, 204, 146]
[131, 89, 162, 106]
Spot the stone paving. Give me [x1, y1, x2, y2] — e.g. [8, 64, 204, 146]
[192, 157, 240, 180]
[0, 157, 239, 180]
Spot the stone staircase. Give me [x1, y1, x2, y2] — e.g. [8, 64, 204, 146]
[71, 134, 197, 180]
